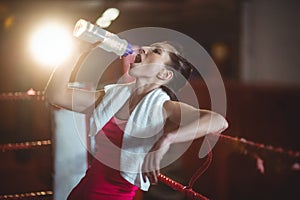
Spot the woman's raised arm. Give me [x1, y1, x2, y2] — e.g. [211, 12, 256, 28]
[44, 49, 105, 115]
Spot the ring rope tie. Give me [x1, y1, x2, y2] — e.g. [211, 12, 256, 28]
[158, 151, 212, 199]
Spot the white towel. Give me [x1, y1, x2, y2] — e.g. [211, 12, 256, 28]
[89, 82, 170, 191]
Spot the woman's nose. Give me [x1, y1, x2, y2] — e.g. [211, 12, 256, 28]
[138, 48, 146, 54]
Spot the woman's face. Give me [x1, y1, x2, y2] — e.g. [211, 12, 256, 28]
[128, 43, 175, 79]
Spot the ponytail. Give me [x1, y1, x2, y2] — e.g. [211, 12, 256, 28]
[161, 51, 194, 101]
[160, 85, 178, 101]
[150, 41, 195, 102]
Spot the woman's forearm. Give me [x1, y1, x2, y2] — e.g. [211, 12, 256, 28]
[45, 61, 73, 94]
[164, 111, 228, 145]
[142, 110, 228, 184]
[44, 48, 102, 113]
[44, 54, 77, 105]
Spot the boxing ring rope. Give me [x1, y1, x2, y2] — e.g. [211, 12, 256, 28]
[0, 89, 44, 101]
[1, 89, 299, 157]
[0, 89, 51, 200]
[215, 133, 300, 158]
[1, 89, 299, 199]
[0, 191, 53, 200]
[0, 140, 51, 152]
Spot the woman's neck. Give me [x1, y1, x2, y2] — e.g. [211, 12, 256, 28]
[133, 79, 160, 96]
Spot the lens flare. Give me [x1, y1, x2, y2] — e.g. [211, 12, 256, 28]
[29, 22, 73, 67]
[102, 8, 120, 21]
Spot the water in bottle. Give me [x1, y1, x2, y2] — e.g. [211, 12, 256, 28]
[73, 19, 133, 56]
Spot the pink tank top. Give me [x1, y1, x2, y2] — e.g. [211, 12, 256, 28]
[67, 117, 138, 200]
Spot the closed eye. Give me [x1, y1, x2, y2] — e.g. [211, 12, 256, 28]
[152, 48, 162, 55]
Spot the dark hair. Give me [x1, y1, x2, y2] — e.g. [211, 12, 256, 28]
[160, 52, 194, 101]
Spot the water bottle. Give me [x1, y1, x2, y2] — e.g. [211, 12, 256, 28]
[73, 19, 133, 56]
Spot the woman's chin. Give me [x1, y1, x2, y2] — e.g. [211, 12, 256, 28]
[128, 71, 136, 78]
[129, 63, 139, 69]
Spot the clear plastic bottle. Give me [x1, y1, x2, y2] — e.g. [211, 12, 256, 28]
[73, 19, 133, 56]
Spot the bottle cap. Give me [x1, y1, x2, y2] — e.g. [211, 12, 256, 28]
[122, 43, 133, 57]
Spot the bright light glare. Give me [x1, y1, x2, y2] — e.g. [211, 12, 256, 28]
[29, 23, 72, 67]
[96, 7, 120, 28]
[102, 8, 120, 21]
[96, 17, 112, 28]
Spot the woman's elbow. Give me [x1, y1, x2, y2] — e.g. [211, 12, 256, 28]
[215, 113, 228, 133]
[44, 92, 62, 108]
[44, 88, 69, 109]
[44, 88, 55, 104]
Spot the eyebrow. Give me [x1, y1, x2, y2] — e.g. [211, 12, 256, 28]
[150, 45, 167, 52]
[149, 44, 160, 48]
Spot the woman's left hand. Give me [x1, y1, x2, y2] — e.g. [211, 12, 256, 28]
[142, 135, 171, 184]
